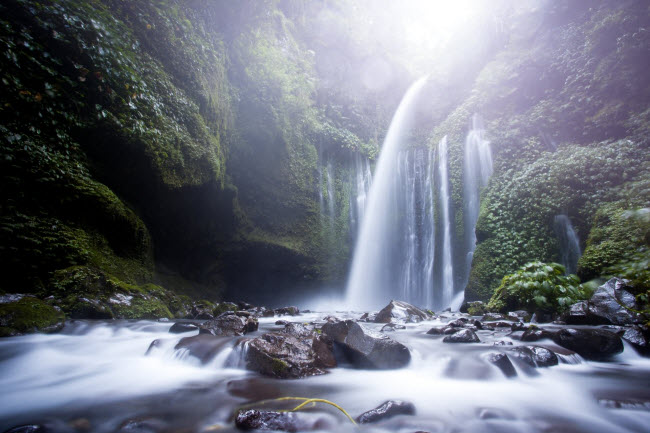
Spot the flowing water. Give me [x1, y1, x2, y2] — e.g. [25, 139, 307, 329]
[436, 136, 454, 310]
[554, 215, 582, 275]
[1, 317, 649, 433]
[346, 77, 429, 310]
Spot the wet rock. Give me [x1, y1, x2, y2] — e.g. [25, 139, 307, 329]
[70, 297, 114, 320]
[282, 322, 315, 339]
[529, 346, 559, 367]
[508, 310, 531, 322]
[510, 322, 526, 331]
[443, 329, 480, 343]
[199, 313, 258, 337]
[237, 301, 254, 310]
[169, 322, 199, 334]
[550, 328, 623, 360]
[191, 304, 215, 320]
[374, 301, 431, 324]
[245, 333, 327, 378]
[275, 320, 288, 326]
[321, 320, 411, 369]
[145, 339, 162, 355]
[466, 301, 487, 316]
[262, 309, 275, 318]
[312, 335, 337, 368]
[482, 313, 511, 322]
[493, 340, 513, 346]
[117, 417, 166, 433]
[426, 326, 457, 335]
[472, 320, 483, 330]
[588, 278, 641, 325]
[356, 400, 416, 424]
[381, 323, 406, 332]
[563, 301, 603, 325]
[447, 319, 467, 328]
[274, 306, 300, 316]
[483, 352, 517, 378]
[483, 321, 513, 329]
[3, 425, 48, 433]
[521, 326, 553, 342]
[175, 334, 231, 364]
[235, 409, 323, 432]
[235, 311, 252, 318]
[622, 327, 649, 355]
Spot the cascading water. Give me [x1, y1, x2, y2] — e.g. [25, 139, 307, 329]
[348, 154, 372, 238]
[436, 136, 454, 309]
[462, 114, 493, 290]
[346, 77, 428, 310]
[554, 214, 582, 274]
[326, 161, 336, 224]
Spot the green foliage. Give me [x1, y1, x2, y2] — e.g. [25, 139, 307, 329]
[0, 297, 64, 337]
[487, 262, 590, 314]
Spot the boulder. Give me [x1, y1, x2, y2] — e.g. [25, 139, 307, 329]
[380, 323, 406, 332]
[245, 333, 327, 378]
[587, 278, 641, 325]
[321, 320, 411, 369]
[190, 303, 214, 320]
[482, 313, 511, 322]
[426, 326, 457, 335]
[235, 410, 324, 432]
[508, 310, 532, 322]
[483, 352, 517, 378]
[282, 323, 315, 339]
[274, 306, 300, 316]
[199, 313, 258, 337]
[520, 327, 553, 342]
[528, 346, 559, 367]
[374, 301, 431, 324]
[168, 322, 199, 334]
[443, 329, 480, 343]
[549, 328, 623, 360]
[622, 327, 649, 355]
[174, 334, 231, 364]
[356, 400, 416, 424]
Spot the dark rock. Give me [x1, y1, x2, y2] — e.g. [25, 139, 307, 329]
[508, 310, 531, 322]
[237, 301, 254, 310]
[3, 425, 48, 433]
[521, 326, 553, 342]
[199, 313, 258, 337]
[482, 313, 510, 321]
[169, 322, 199, 334]
[145, 339, 162, 355]
[175, 334, 231, 364]
[282, 322, 315, 339]
[528, 346, 559, 367]
[356, 400, 416, 424]
[312, 335, 337, 368]
[381, 323, 406, 332]
[483, 352, 517, 377]
[235, 410, 314, 432]
[443, 329, 480, 343]
[245, 333, 327, 378]
[191, 304, 214, 320]
[447, 319, 466, 328]
[493, 340, 513, 346]
[275, 320, 288, 326]
[426, 326, 458, 335]
[374, 300, 431, 324]
[622, 327, 649, 354]
[550, 328, 623, 360]
[117, 417, 166, 433]
[484, 321, 513, 328]
[274, 306, 300, 316]
[472, 320, 483, 330]
[510, 322, 526, 331]
[588, 278, 641, 325]
[321, 320, 411, 369]
[262, 309, 275, 318]
[236, 311, 252, 318]
[507, 346, 537, 368]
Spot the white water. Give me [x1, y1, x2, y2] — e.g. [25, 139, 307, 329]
[349, 154, 373, 239]
[437, 136, 454, 309]
[1, 318, 649, 433]
[462, 114, 493, 288]
[346, 77, 428, 310]
[554, 214, 582, 275]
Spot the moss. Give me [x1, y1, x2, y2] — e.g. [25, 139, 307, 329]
[0, 297, 65, 336]
[213, 302, 237, 316]
[271, 357, 289, 376]
[467, 302, 487, 317]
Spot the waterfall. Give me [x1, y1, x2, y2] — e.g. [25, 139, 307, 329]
[346, 77, 428, 310]
[462, 114, 493, 291]
[437, 136, 454, 309]
[349, 154, 372, 239]
[326, 161, 336, 224]
[554, 215, 582, 275]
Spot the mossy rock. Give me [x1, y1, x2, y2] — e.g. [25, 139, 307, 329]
[0, 297, 65, 337]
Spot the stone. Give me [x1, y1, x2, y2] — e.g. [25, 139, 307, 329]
[550, 328, 623, 360]
[587, 278, 641, 325]
[381, 323, 406, 332]
[510, 322, 526, 331]
[508, 310, 531, 322]
[191, 304, 214, 320]
[442, 329, 480, 343]
[482, 313, 510, 321]
[235, 410, 322, 432]
[199, 313, 257, 337]
[356, 400, 416, 424]
[169, 322, 199, 334]
[374, 300, 431, 324]
[321, 320, 411, 369]
[483, 352, 517, 378]
[282, 322, 315, 339]
[520, 326, 553, 342]
[528, 346, 559, 367]
[622, 326, 649, 355]
[245, 333, 327, 378]
[174, 334, 231, 364]
[3, 426, 48, 433]
[274, 306, 300, 316]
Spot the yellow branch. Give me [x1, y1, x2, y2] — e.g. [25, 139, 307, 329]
[236, 397, 357, 425]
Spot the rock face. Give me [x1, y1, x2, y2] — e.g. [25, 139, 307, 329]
[588, 278, 641, 325]
[199, 313, 258, 336]
[374, 301, 431, 324]
[443, 329, 480, 343]
[321, 320, 411, 369]
[245, 333, 328, 379]
[356, 400, 416, 424]
[550, 328, 623, 360]
[235, 410, 311, 432]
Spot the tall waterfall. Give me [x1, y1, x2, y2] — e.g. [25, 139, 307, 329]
[437, 136, 455, 309]
[349, 154, 372, 239]
[462, 115, 493, 290]
[346, 77, 428, 310]
[554, 215, 582, 275]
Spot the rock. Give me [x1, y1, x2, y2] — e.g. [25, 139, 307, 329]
[275, 320, 288, 326]
[235, 311, 252, 318]
[117, 417, 166, 433]
[245, 333, 327, 378]
[528, 346, 559, 367]
[356, 400, 416, 424]
[521, 326, 553, 342]
[484, 321, 513, 328]
[508, 310, 531, 322]
[235, 410, 321, 432]
[274, 306, 300, 316]
[191, 303, 215, 320]
[321, 320, 411, 369]
[381, 323, 405, 332]
[3, 426, 48, 433]
[587, 278, 641, 325]
[282, 322, 315, 339]
[482, 313, 510, 322]
[467, 301, 487, 316]
[510, 322, 526, 331]
[374, 300, 431, 324]
[622, 327, 649, 355]
[212, 302, 238, 316]
[447, 319, 467, 328]
[483, 352, 517, 378]
[550, 328, 623, 360]
[262, 309, 275, 318]
[426, 326, 456, 335]
[472, 320, 483, 330]
[174, 334, 231, 363]
[493, 340, 513, 346]
[312, 335, 337, 368]
[199, 313, 258, 337]
[169, 322, 199, 334]
[443, 329, 480, 343]
[237, 301, 254, 310]
[0, 297, 66, 337]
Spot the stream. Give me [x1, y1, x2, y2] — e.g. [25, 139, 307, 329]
[1, 313, 649, 433]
